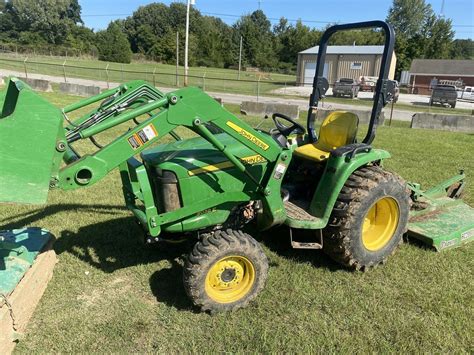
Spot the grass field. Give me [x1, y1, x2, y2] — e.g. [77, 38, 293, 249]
[1, 54, 471, 116]
[1, 89, 473, 352]
[0, 54, 294, 97]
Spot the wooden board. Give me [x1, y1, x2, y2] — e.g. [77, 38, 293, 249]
[0, 239, 56, 354]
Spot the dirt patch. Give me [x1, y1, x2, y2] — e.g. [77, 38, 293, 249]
[409, 208, 444, 223]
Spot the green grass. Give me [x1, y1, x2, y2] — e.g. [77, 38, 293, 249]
[1, 90, 473, 353]
[2, 54, 471, 117]
[0, 54, 294, 96]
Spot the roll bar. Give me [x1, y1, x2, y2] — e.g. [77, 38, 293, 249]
[306, 20, 396, 144]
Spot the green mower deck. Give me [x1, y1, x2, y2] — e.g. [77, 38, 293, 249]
[408, 200, 474, 251]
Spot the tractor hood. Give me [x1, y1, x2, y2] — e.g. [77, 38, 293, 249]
[141, 133, 267, 178]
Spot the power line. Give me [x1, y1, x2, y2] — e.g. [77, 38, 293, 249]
[80, 12, 474, 28]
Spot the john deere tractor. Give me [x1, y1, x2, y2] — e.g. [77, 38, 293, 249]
[1, 21, 473, 313]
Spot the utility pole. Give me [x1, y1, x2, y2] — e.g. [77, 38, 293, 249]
[176, 32, 179, 86]
[238, 36, 243, 80]
[184, 0, 195, 86]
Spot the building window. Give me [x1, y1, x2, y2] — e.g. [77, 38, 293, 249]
[350, 62, 362, 70]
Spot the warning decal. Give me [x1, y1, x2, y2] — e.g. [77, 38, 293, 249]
[128, 124, 158, 150]
[128, 135, 141, 150]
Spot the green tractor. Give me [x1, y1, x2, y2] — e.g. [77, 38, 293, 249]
[1, 21, 473, 313]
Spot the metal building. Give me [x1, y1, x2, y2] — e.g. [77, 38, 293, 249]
[296, 45, 396, 86]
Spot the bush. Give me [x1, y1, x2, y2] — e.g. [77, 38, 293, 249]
[97, 22, 132, 64]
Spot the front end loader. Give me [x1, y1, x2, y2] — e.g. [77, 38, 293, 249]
[0, 21, 472, 317]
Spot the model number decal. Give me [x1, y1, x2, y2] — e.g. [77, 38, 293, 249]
[188, 154, 266, 176]
[461, 229, 474, 242]
[440, 239, 458, 249]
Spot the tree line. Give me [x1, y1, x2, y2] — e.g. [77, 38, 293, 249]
[0, 0, 472, 78]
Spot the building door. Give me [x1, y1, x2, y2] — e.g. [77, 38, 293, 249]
[304, 62, 328, 86]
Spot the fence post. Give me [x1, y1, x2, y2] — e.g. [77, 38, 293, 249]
[257, 77, 261, 102]
[121, 64, 124, 82]
[23, 57, 28, 79]
[62, 60, 67, 82]
[389, 99, 394, 126]
[153, 67, 156, 87]
[105, 63, 110, 88]
[202, 73, 206, 91]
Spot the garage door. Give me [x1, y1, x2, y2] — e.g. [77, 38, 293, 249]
[303, 62, 328, 86]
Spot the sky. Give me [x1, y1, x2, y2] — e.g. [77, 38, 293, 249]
[79, 0, 474, 39]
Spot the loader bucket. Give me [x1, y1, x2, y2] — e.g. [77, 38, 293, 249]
[0, 78, 64, 204]
[407, 173, 474, 251]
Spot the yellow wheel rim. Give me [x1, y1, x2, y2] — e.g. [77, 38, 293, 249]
[205, 256, 255, 304]
[362, 197, 400, 251]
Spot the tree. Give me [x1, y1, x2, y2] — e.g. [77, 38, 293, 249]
[233, 10, 277, 69]
[386, 0, 455, 77]
[423, 16, 454, 59]
[5, 0, 79, 44]
[66, 0, 83, 24]
[195, 16, 234, 67]
[0, 0, 89, 52]
[97, 21, 132, 64]
[275, 20, 320, 65]
[450, 39, 474, 59]
[387, 0, 433, 38]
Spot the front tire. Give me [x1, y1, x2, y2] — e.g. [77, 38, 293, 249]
[323, 166, 410, 270]
[183, 229, 268, 312]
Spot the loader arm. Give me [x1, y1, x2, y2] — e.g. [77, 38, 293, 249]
[57, 81, 282, 191]
[0, 78, 289, 232]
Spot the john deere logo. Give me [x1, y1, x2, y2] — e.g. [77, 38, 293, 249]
[226, 121, 269, 151]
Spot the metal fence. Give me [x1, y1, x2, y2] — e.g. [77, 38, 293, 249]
[0, 55, 300, 100]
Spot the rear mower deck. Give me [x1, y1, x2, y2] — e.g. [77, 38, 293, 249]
[0, 228, 56, 354]
[406, 173, 474, 251]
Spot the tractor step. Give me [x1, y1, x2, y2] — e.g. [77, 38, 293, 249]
[289, 227, 323, 249]
[284, 200, 317, 221]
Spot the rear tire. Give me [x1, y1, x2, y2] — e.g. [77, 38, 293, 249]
[183, 229, 268, 312]
[323, 166, 410, 271]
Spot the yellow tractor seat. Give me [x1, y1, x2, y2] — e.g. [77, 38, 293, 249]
[294, 111, 359, 162]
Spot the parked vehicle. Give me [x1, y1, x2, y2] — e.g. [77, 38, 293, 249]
[359, 76, 377, 92]
[333, 78, 360, 98]
[430, 85, 458, 108]
[457, 86, 474, 101]
[373, 80, 399, 103]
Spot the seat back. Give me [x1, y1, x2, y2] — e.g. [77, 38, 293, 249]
[316, 111, 359, 151]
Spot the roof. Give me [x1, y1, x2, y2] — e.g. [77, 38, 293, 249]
[409, 59, 474, 76]
[299, 45, 385, 55]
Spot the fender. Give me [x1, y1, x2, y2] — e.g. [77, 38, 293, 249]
[309, 148, 391, 226]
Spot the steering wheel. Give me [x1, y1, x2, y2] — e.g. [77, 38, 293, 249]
[272, 113, 305, 137]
